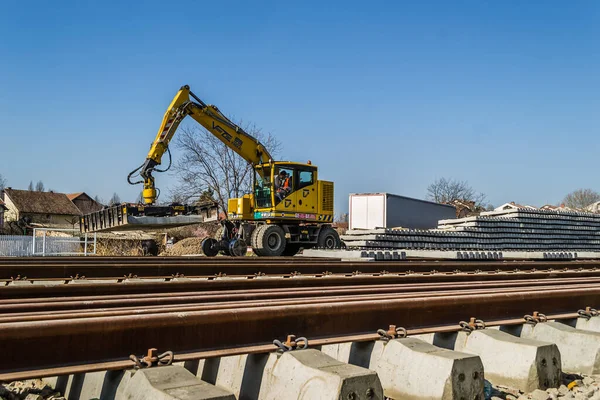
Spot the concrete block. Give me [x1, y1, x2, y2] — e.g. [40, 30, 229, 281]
[521, 321, 600, 374]
[454, 330, 561, 392]
[323, 338, 483, 400]
[575, 316, 600, 333]
[259, 349, 383, 400]
[197, 353, 269, 399]
[120, 366, 235, 400]
[44, 370, 133, 400]
[373, 338, 483, 400]
[43, 367, 233, 400]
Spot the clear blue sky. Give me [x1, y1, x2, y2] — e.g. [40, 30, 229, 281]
[1, 1, 598, 213]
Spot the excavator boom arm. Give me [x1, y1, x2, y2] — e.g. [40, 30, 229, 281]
[130, 85, 273, 204]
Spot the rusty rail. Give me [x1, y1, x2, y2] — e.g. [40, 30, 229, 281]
[3, 267, 600, 300]
[0, 312, 579, 382]
[1, 282, 599, 375]
[1, 257, 599, 281]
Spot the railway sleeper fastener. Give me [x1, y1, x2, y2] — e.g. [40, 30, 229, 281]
[129, 348, 174, 369]
[524, 311, 548, 325]
[377, 324, 408, 342]
[273, 334, 309, 354]
[578, 306, 599, 320]
[459, 317, 486, 334]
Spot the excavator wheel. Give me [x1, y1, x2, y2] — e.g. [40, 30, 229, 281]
[228, 239, 248, 257]
[252, 224, 286, 257]
[201, 238, 219, 257]
[317, 227, 341, 249]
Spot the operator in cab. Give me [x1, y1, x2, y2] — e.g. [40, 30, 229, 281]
[275, 170, 292, 201]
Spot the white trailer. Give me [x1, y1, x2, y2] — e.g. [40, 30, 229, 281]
[349, 193, 456, 230]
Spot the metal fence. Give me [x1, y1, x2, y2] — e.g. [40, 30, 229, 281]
[0, 229, 96, 256]
[0, 235, 33, 256]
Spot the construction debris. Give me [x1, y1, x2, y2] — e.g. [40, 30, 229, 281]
[159, 237, 204, 256]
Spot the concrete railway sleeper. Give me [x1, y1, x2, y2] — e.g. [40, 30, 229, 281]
[7, 313, 600, 400]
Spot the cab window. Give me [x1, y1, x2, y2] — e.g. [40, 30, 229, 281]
[254, 166, 272, 208]
[298, 170, 314, 190]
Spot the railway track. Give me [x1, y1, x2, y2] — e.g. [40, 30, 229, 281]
[2, 256, 600, 383]
[2, 256, 600, 281]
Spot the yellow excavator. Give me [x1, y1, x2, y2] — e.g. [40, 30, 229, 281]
[125, 85, 340, 256]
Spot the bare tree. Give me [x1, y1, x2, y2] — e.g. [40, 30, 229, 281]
[172, 123, 282, 212]
[109, 192, 121, 206]
[35, 181, 45, 192]
[562, 189, 600, 210]
[0, 174, 6, 191]
[28, 181, 34, 191]
[335, 213, 349, 223]
[427, 177, 487, 207]
[93, 195, 103, 205]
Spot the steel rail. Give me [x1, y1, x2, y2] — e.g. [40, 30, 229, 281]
[3, 275, 596, 305]
[2, 276, 600, 316]
[0, 269, 600, 299]
[1, 280, 598, 323]
[1, 284, 598, 373]
[1, 258, 599, 280]
[3, 268, 600, 300]
[0, 312, 579, 382]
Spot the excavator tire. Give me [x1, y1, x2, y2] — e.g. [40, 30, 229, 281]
[317, 226, 341, 249]
[252, 224, 286, 257]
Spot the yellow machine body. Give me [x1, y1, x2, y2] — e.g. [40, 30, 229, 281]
[227, 161, 334, 224]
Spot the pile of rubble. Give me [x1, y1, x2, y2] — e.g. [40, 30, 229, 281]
[490, 373, 600, 400]
[159, 237, 203, 256]
[342, 208, 600, 252]
[1, 379, 64, 400]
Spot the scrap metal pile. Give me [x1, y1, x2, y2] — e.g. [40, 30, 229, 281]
[342, 208, 600, 252]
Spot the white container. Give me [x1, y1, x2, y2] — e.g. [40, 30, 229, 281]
[349, 193, 456, 230]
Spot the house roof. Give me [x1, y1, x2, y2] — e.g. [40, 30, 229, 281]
[4, 188, 82, 216]
[67, 192, 85, 201]
[67, 192, 104, 214]
[495, 201, 537, 211]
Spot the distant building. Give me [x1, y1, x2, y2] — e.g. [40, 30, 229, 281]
[494, 202, 537, 211]
[586, 201, 600, 213]
[0, 199, 7, 230]
[67, 192, 104, 215]
[2, 188, 82, 229]
[540, 204, 573, 212]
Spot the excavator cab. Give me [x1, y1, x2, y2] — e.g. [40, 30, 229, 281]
[227, 161, 330, 223]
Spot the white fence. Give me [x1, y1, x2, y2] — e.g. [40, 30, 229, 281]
[0, 229, 96, 256]
[0, 236, 33, 256]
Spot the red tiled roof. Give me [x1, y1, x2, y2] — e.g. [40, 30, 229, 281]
[67, 192, 84, 201]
